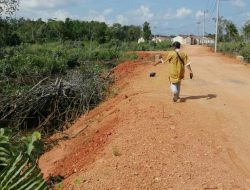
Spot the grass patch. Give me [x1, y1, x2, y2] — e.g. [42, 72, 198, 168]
[55, 183, 63, 190]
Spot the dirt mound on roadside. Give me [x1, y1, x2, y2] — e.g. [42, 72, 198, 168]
[39, 58, 149, 180]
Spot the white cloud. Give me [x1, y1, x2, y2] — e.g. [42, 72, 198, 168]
[85, 10, 107, 22]
[17, 9, 77, 21]
[195, 10, 203, 19]
[176, 7, 192, 18]
[20, 0, 61, 10]
[18, 0, 81, 20]
[163, 10, 172, 19]
[103, 8, 113, 15]
[164, 7, 192, 20]
[246, 12, 250, 19]
[231, 0, 246, 7]
[132, 5, 154, 22]
[53, 10, 74, 20]
[20, 0, 81, 10]
[116, 14, 127, 25]
[83, 9, 114, 24]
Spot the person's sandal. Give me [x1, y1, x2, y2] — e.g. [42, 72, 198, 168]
[173, 96, 178, 102]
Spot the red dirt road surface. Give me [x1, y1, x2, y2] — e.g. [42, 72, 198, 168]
[39, 45, 250, 189]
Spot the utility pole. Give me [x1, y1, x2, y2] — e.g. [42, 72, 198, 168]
[197, 21, 201, 45]
[215, 0, 220, 53]
[203, 10, 207, 46]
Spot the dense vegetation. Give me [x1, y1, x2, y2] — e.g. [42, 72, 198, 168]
[0, 18, 143, 46]
[0, 16, 172, 136]
[217, 42, 250, 60]
[216, 18, 250, 62]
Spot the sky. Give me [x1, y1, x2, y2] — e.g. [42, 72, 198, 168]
[16, 0, 250, 35]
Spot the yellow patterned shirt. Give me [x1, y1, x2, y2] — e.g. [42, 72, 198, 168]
[162, 49, 190, 83]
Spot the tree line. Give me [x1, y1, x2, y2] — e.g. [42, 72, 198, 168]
[0, 18, 153, 47]
[217, 17, 250, 42]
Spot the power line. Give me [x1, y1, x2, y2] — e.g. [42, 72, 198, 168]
[205, 0, 210, 11]
[197, 0, 216, 37]
[203, 0, 218, 35]
[205, 0, 217, 23]
[206, 0, 213, 14]
[210, 0, 217, 16]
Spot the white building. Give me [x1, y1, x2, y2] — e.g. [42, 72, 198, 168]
[152, 35, 172, 43]
[138, 37, 145, 43]
[152, 37, 162, 43]
[172, 35, 215, 45]
[172, 36, 185, 44]
[183, 36, 192, 45]
[200, 37, 215, 45]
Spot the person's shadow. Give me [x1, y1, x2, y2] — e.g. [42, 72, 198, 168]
[180, 94, 217, 102]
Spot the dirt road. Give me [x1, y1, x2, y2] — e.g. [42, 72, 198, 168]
[40, 46, 250, 189]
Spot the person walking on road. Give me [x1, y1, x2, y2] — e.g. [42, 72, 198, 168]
[154, 41, 193, 102]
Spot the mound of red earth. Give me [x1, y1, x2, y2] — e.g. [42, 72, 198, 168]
[39, 56, 150, 180]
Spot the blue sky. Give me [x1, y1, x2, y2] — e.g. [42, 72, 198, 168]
[17, 0, 250, 35]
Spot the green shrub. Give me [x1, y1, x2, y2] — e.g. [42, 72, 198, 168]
[218, 42, 250, 63]
[240, 43, 250, 60]
[0, 128, 48, 190]
[120, 52, 138, 61]
[218, 42, 244, 55]
[155, 40, 172, 50]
